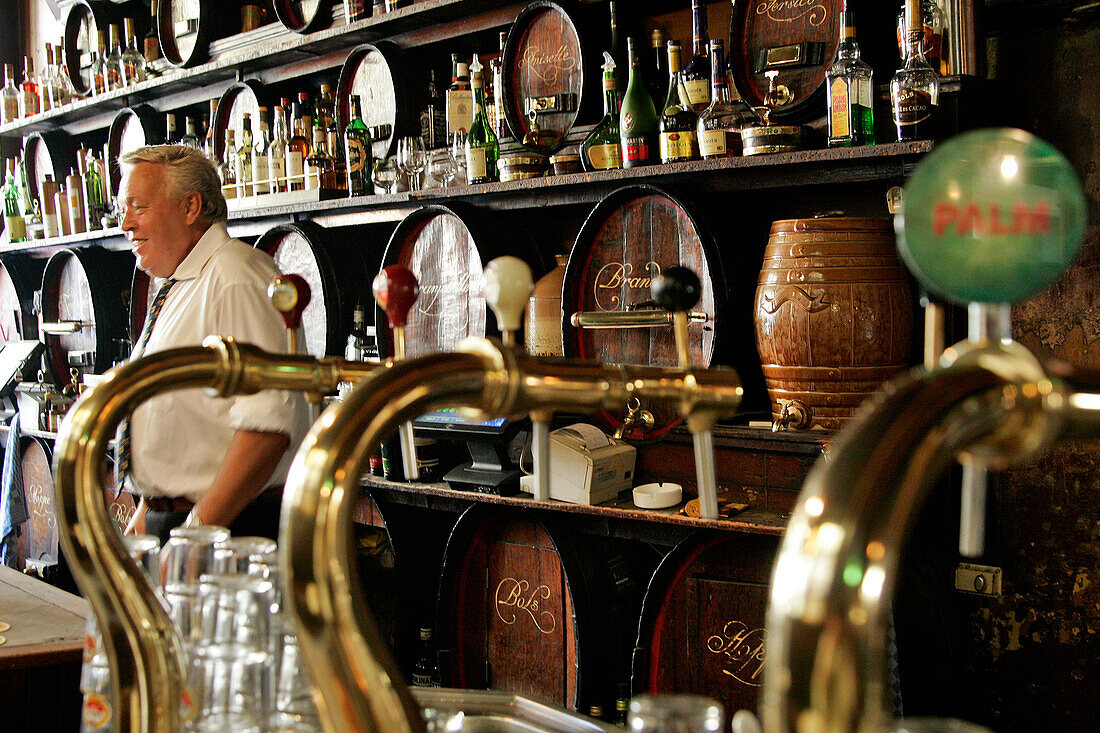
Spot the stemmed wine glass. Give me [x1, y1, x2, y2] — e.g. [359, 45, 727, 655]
[396, 135, 427, 192]
[427, 149, 458, 188]
[371, 158, 400, 195]
[451, 130, 468, 185]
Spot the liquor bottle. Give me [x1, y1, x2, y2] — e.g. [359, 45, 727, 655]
[286, 105, 311, 191]
[252, 108, 271, 196]
[896, 0, 945, 75]
[39, 45, 55, 113]
[411, 627, 441, 687]
[420, 69, 447, 149]
[680, 0, 711, 111]
[446, 54, 473, 136]
[106, 25, 124, 91]
[181, 116, 202, 149]
[221, 128, 238, 199]
[1, 64, 19, 124]
[20, 57, 40, 118]
[826, 6, 875, 147]
[891, 0, 939, 142]
[92, 31, 109, 96]
[241, 0, 264, 32]
[620, 37, 658, 168]
[319, 89, 347, 193]
[297, 91, 314, 134]
[698, 39, 757, 158]
[165, 112, 180, 144]
[53, 47, 75, 107]
[489, 31, 508, 139]
[316, 83, 336, 131]
[647, 28, 667, 110]
[66, 167, 87, 235]
[345, 0, 369, 23]
[80, 150, 106, 231]
[144, 0, 161, 64]
[659, 41, 698, 163]
[580, 52, 622, 171]
[3, 161, 27, 242]
[608, 0, 627, 96]
[120, 18, 147, 86]
[304, 123, 334, 190]
[345, 95, 372, 196]
[237, 112, 254, 196]
[464, 54, 498, 184]
[40, 173, 60, 238]
[268, 104, 288, 193]
[203, 99, 218, 161]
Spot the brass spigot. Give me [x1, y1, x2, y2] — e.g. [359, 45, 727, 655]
[373, 265, 421, 481]
[613, 396, 655, 440]
[771, 399, 810, 432]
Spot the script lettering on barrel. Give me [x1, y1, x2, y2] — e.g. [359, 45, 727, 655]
[931, 201, 1052, 238]
[416, 274, 473, 319]
[759, 284, 830, 315]
[706, 620, 767, 687]
[519, 44, 577, 85]
[594, 261, 662, 311]
[755, 0, 827, 26]
[494, 577, 557, 635]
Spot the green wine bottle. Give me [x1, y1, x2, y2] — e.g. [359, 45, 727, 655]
[464, 54, 499, 184]
[345, 95, 373, 196]
[619, 37, 658, 169]
[580, 52, 623, 171]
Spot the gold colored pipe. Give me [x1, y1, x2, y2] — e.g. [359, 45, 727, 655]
[52, 338, 376, 733]
[281, 338, 744, 733]
[760, 340, 1100, 733]
[570, 309, 709, 329]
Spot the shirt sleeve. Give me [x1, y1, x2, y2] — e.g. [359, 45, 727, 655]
[209, 280, 309, 436]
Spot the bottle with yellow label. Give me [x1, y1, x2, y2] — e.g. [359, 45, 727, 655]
[658, 41, 698, 164]
[580, 52, 623, 172]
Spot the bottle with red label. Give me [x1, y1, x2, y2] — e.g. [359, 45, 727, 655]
[619, 37, 658, 169]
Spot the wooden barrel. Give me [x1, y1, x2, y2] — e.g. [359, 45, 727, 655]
[436, 506, 652, 713]
[754, 216, 913, 430]
[728, 0, 843, 124]
[157, 0, 235, 68]
[561, 185, 725, 438]
[62, 0, 145, 96]
[376, 204, 541, 358]
[17, 438, 60, 574]
[23, 131, 76, 207]
[273, 0, 332, 34]
[336, 42, 414, 162]
[631, 531, 777, 718]
[500, 1, 599, 153]
[0, 254, 47, 342]
[106, 105, 164, 201]
[254, 221, 379, 357]
[39, 247, 135, 388]
[211, 80, 269, 162]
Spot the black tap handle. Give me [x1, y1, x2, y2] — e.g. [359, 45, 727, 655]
[651, 266, 701, 313]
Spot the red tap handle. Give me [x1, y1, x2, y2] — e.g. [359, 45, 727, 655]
[268, 274, 312, 330]
[372, 265, 419, 329]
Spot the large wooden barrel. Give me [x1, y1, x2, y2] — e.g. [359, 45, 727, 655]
[376, 204, 541, 358]
[335, 42, 415, 162]
[273, 0, 332, 34]
[0, 254, 47, 343]
[254, 221, 379, 357]
[631, 532, 777, 719]
[754, 216, 913, 430]
[17, 438, 60, 574]
[561, 185, 725, 438]
[106, 105, 164, 201]
[39, 247, 135, 388]
[157, 0, 236, 68]
[436, 506, 653, 713]
[62, 0, 145, 96]
[728, 0, 843, 124]
[500, 1, 600, 153]
[23, 131, 76, 207]
[211, 80, 269, 163]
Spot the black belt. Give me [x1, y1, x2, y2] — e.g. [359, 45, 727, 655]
[142, 485, 282, 514]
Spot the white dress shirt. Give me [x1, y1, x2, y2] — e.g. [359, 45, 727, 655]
[128, 222, 310, 502]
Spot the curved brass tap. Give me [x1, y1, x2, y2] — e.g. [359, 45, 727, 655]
[53, 339, 376, 733]
[760, 340, 1100, 733]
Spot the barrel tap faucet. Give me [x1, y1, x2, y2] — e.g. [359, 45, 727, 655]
[268, 273, 311, 355]
[651, 266, 722, 519]
[485, 256, 552, 499]
[373, 265, 421, 481]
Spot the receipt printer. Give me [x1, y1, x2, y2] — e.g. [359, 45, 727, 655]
[527, 423, 636, 505]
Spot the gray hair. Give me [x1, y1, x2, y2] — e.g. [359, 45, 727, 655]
[120, 145, 228, 224]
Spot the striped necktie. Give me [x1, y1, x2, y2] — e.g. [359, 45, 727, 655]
[115, 278, 177, 490]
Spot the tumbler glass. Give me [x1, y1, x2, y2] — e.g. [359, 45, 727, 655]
[627, 694, 724, 732]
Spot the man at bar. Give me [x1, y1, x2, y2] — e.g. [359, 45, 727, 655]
[116, 144, 309, 544]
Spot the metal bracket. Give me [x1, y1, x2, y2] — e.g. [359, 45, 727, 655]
[955, 563, 1003, 597]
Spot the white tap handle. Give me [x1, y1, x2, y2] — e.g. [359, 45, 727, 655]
[484, 256, 533, 345]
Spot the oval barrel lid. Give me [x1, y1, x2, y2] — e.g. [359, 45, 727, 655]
[158, 0, 229, 67]
[728, 0, 842, 123]
[212, 80, 268, 163]
[501, 1, 589, 153]
[562, 185, 724, 438]
[336, 42, 413, 162]
[898, 128, 1087, 305]
[273, 0, 329, 34]
[107, 105, 164, 198]
[23, 130, 76, 207]
[0, 254, 47, 343]
[0, 264, 25, 345]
